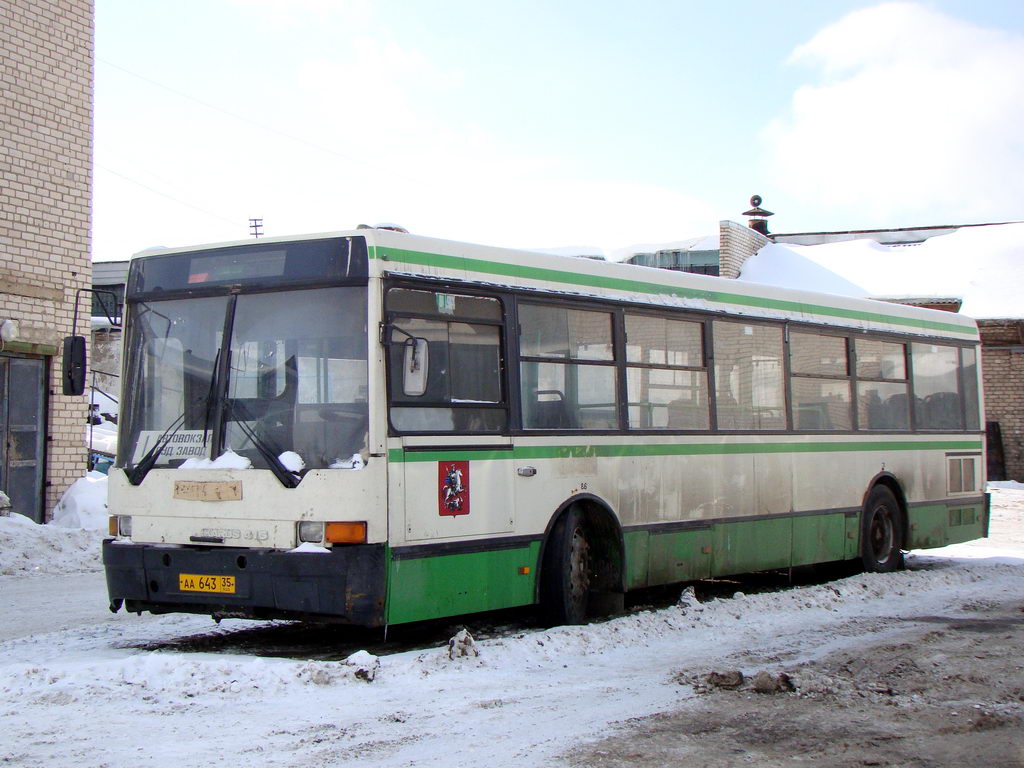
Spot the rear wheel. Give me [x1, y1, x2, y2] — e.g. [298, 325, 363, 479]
[861, 485, 905, 572]
[540, 508, 591, 626]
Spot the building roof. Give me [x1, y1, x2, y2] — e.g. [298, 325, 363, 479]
[739, 222, 1024, 320]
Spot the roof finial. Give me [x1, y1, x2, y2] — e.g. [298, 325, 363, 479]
[743, 195, 774, 235]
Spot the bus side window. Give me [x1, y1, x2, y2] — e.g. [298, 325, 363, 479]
[518, 303, 618, 431]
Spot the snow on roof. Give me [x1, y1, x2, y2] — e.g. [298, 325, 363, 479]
[739, 222, 1024, 319]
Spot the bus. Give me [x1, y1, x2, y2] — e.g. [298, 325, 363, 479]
[100, 228, 988, 627]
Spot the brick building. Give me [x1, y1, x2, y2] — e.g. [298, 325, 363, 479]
[975, 320, 1024, 481]
[1, 0, 94, 521]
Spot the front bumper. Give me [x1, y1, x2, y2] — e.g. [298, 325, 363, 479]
[102, 540, 387, 626]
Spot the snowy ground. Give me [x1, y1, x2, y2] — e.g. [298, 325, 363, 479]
[1, 487, 1022, 767]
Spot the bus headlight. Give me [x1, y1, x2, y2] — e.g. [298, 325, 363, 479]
[109, 515, 132, 537]
[297, 521, 367, 544]
[298, 521, 325, 543]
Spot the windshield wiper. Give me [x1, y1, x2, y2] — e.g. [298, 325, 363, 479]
[126, 413, 186, 486]
[225, 400, 299, 489]
[202, 348, 222, 450]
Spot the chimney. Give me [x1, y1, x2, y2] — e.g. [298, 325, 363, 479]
[743, 195, 773, 235]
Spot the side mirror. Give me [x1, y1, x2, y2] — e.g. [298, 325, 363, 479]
[62, 335, 87, 396]
[402, 338, 428, 397]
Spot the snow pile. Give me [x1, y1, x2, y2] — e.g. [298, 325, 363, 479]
[0, 513, 101, 577]
[50, 472, 109, 530]
[991, 480, 1024, 490]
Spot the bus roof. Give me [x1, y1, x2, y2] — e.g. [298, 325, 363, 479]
[135, 228, 979, 341]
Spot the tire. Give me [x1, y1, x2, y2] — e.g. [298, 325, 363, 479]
[861, 485, 905, 572]
[540, 508, 591, 626]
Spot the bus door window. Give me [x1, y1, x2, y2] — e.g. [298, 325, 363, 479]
[386, 288, 505, 433]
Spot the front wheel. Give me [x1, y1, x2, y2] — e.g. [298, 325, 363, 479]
[861, 485, 905, 572]
[540, 508, 591, 626]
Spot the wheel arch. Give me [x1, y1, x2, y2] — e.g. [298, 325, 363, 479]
[535, 493, 625, 602]
[862, 471, 910, 550]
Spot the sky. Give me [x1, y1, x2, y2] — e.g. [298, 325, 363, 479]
[93, 0, 1024, 261]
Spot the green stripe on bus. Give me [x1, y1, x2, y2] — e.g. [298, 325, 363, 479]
[372, 246, 977, 337]
[388, 439, 983, 464]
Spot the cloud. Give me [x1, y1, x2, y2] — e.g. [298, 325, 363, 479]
[763, 2, 1024, 226]
[94, 10, 721, 261]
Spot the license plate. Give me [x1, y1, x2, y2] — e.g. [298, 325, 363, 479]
[178, 573, 236, 594]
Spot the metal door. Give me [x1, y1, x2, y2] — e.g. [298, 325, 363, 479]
[0, 355, 47, 522]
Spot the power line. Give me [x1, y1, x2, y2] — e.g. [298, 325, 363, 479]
[97, 57, 368, 170]
[96, 164, 240, 227]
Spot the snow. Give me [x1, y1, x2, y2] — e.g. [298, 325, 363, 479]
[0, 486, 1021, 766]
[0, 513, 101, 576]
[740, 222, 1024, 318]
[49, 472, 109, 531]
[179, 448, 253, 470]
[288, 542, 331, 554]
[278, 450, 306, 473]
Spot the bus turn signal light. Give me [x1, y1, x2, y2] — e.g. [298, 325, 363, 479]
[325, 521, 367, 544]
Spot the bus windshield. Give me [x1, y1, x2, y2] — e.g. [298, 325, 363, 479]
[118, 286, 369, 476]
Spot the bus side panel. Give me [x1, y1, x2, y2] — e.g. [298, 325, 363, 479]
[624, 530, 650, 589]
[906, 504, 949, 549]
[907, 502, 986, 549]
[711, 517, 791, 576]
[945, 503, 986, 545]
[385, 542, 539, 625]
[646, 528, 712, 584]
[845, 511, 861, 559]
[791, 513, 847, 566]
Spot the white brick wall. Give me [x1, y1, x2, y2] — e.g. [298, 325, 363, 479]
[718, 220, 772, 279]
[1, 0, 94, 518]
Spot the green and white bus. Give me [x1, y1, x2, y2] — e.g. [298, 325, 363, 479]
[101, 228, 987, 627]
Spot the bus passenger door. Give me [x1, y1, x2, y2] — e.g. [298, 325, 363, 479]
[384, 287, 515, 544]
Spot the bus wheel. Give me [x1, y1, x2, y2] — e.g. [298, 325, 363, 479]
[541, 508, 591, 626]
[861, 485, 905, 572]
